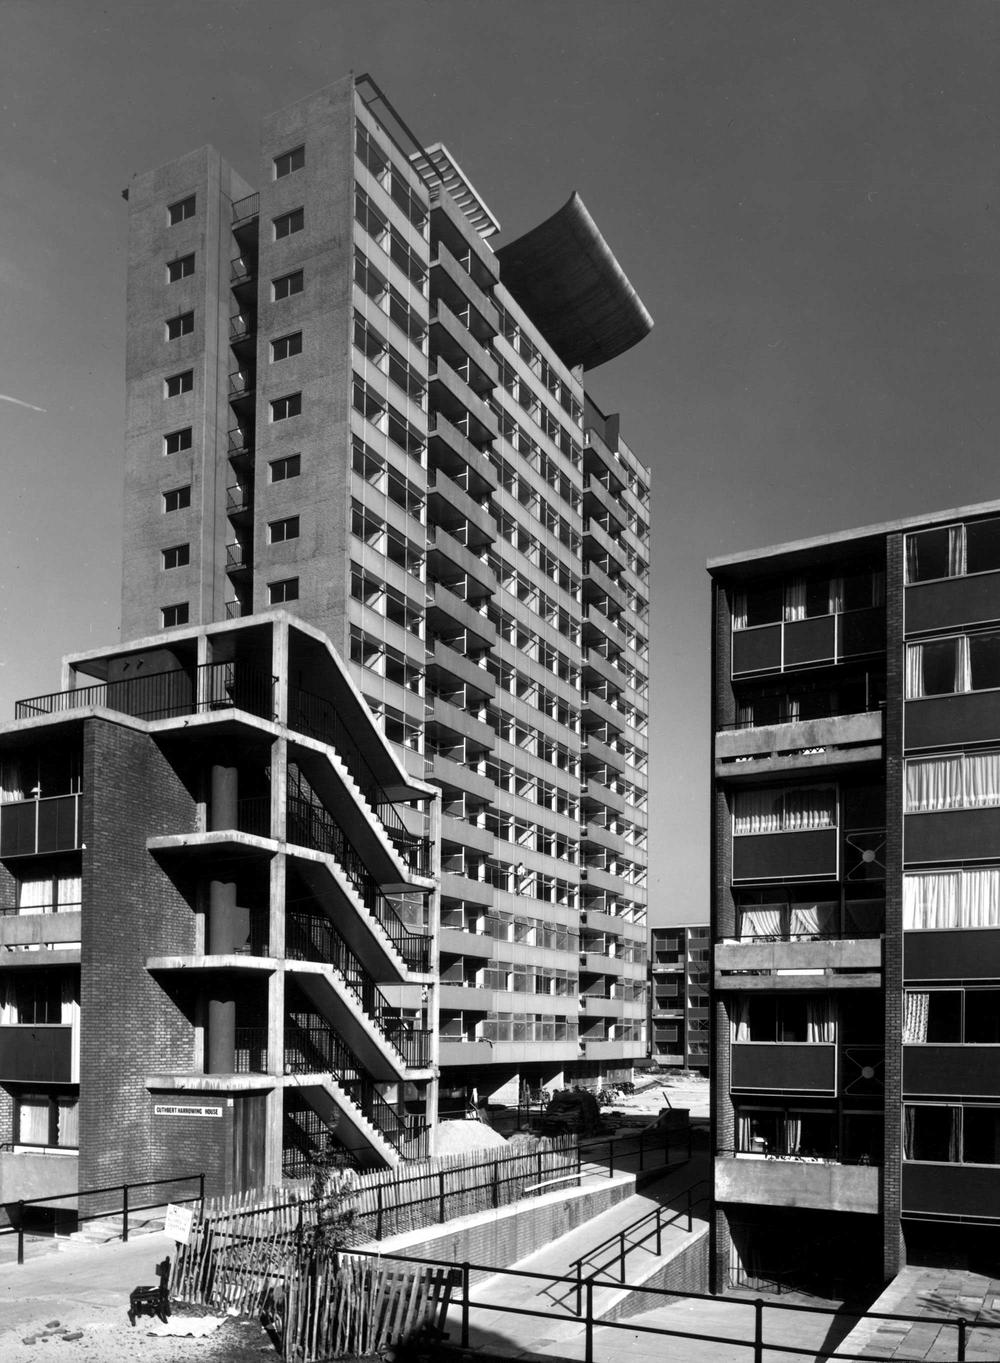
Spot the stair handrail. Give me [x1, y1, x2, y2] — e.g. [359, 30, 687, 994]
[288, 684, 430, 874]
[569, 1176, 711, 1311]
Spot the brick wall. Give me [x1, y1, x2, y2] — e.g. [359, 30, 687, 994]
[79, 718, 201, 1194]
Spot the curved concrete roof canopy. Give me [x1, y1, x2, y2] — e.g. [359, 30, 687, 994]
[495, 192, 653, 371]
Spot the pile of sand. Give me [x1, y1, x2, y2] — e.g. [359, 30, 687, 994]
[432, 1119, 509, 1155]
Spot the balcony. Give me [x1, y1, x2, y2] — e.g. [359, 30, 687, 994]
[0, 1024, 73, 1081]
[0, 795, 81, 858]
[226, 542, 252, 575]
[731, 608, 884, 678]
[715, 1155, 879, 1214]
[16, 662, 276, 726]
[226, 483, 252, 518]
[716, 711, 883, 779]
[231, 192, 260, 225]
[716, 936, 882, 985]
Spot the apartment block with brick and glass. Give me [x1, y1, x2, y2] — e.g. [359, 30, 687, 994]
[709, 500, 1000, 1295]
[0, 72, 652, 1201]
[649, 925, 710, 1071]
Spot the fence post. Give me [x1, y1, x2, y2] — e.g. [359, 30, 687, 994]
[656, 1205, 663, 1255]
[957, 1316, 967, 1361]
[754, 1298, 764, 1363]
[619, 1230, 626, 1282]
[575, 1261, 583, 1317]
[376, 1183, 383, 1241]
[122, 1183, 129, 1243]
[438, 1171, 445, 1224]
[199, 1172, 205, 1209]
[17, 1201, 24, 1266]
[461, 1262, 471, 1348]
[492, 1159, 500, 1209]
[585, 1278, 595, 1363]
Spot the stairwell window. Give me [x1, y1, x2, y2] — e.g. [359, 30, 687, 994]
[165, 371, 193, 398]
[167, 254, 195, 282]
[162, 544, 190, 570]
[273, 270, 304, 301]
[268, 516, 299, 544]
[164, 427, 192, 455]
[274, 145, 304, 178]
[273, 206, 304, 240]
[268, 577, 299, 604]
[166, 311, 194, 340]
[270, 393, 301, 422]
[168, 195, 196, 225]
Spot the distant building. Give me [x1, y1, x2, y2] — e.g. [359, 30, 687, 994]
[649, 925, 709, 1070]
[709, 501, 1000, 1295]
[0, 73, 653, 1202]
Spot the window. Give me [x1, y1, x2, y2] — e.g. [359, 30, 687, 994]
[16, 873, 82, 914]
[168, 195, 196, 224]
[166, 311, 194, 340]
[270, 393, 301, 422]
[268, 578, 299, 604]
[16, 1091, 79, 1149]
[164, 427, 192, 455]
[271, 331, 303, 362]
[161, 603, 189, 628]
[904, 868, 1000, 929]
[268, 516, 299, 544]
[906, 517, 1000, 583]
[273, 270, 304, 300]
[274, 145, 305, 178]
[732, 995, 834, 1044]
[905, 751, 1000, 813]
[165, 370, 193, 398]
[163, 485, 191, 513]
[732, 785, 836, 836]
[273, 206, 304, 239]
[269, 454, 301, 482]
[162, 544, 190, 570]
[906, 631, 1000, 698]
[167, 254, 195, 283]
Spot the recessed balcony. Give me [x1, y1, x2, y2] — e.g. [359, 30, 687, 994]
[716, 710, 883, 778]
[715, 1154, 879, 1214]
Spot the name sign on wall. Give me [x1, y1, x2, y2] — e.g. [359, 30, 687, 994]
[154, 1104, 223, 1118]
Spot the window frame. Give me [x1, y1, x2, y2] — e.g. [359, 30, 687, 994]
[272, 270, 304, 301]
[164, 370, 194, 398]
[165, 311, 194, 341]
[270, 392, 302, 423]
[163, 485, 192, 514]
[166, 254, 195, 283]
[271, 331, 303, 362]
[167, 195, 196, 225]
[161, 603, 190, 628]
[268, 516, 300, 545]
[273, 206, 304, 240]
[268, 577, 299, 605]
[163, 427, 193, 455]
[161, 543, 191, 570]
[269, 454, 301, 483]
[273, 145, 305, 179]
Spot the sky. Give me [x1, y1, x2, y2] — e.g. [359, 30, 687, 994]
[2, 0, 1000, 925]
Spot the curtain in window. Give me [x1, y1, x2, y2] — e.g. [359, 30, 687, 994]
[905, 645, 925, 700]
[732, 997, 750, 1043]
[0, 978, 13, 1025]
[790, 902, 838, 937]
[736, 699, 754, 727]
[56, 1096, 79, 1148]
[806, 998, 835, 1043]
[57, 875, 81, 909]
[732, 592, 748, 630]
[0, 759, 24, 803]
[785, 1116, 802, 1156]
[965, 752, 1000, 809]
[784, 579, 806, 622]
[872, 571, 886, 606]
[949, 526, 967, 577]
[962, 869, 1000, 928]
[736, 1112, 753, 1153]
[902, 991, 930, 1043]
[740, 907, 783, 939]
[733, 787, 835, 835]
[17, 878, 52, 915]
[60, 975, 77, 1025]
[18, 1096, 49, 1145]
[783, 787, 836, 832]
[733, 789, 785, 835]
[902, 1105, 916, 1159]
[905, 638, 970, 699]
[903, 873, 961, 930]
[905, 756, 964, 812]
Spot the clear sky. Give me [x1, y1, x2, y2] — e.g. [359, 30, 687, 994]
[2, 0, 999, 925]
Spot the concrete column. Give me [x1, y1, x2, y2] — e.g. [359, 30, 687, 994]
[206, 987, 236, 1073]
[208, 879, 239, 953]
[424, 791, 442, 1153]
[210, 764, 238, 831]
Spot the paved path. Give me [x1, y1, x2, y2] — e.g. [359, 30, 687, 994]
[833, 1264, 1000, 1360]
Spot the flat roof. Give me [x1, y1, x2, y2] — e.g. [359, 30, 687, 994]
[707, 495, 1000, 574]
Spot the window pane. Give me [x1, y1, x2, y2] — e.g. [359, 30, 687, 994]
[18, 1096, 50, 1145]
[919, 638, 961, 696]
[965, 518, 1000, 576]
[904, 1105, 959, 1161]
[925, 991, 962, 1042]
[745, 584, 782, 627]
[963, 1107, 1000, 1165]
[906, 528, 951, 583]
[969, 633, 1000, 691]
[965, 991, 1000, 1043]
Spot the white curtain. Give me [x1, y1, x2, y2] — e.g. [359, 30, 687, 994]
[732, 997, 750, 1043]
[56, 1097, 79, 1148]
[807, 998, 835, 1043]
[785, 1117, 802, 1155]
[0, 759, 24, 803]
[18, 878, 52, 915]
[18, 1097, 50, 1145]
[741, 907, 783, 939]
[903, 992, 930, 1044]
[963, 869, 1000, 927]
[733, 787, 835, 836]
[905, 756, 964, 812]
[736, 1112, 753, 1152]
[906, 638, 969, 699]
[732, 592, 748, 630]
[903, 873, 961, 929]
[784, 579, 806, 622]
[905, 645, 925, 699]
[965, 752, 1000, 808]
[0, 978, 14, 1025]
[949, 525, 966, 577]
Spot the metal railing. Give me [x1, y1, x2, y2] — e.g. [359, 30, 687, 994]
[717, 1146, 880, 1167]
[16, 661, 275, 724]
[285, 909, 430, 1066]
[288, 684, 431, 875]
[231, 192, 259, 222]
[285, 781, 429, 972]
[569, 1176, 710, 1309]
[4, 1172, 204, 1265]
[233, 1026, 268, 1073]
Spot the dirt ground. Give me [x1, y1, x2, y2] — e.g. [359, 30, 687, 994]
[604, 1071, 711, 1121]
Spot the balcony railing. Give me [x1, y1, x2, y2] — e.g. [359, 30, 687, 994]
[288, 684, 431, 876]
[226, 483, 252, 515]
[230, 256, 255, 287]
[233, 1027, 268, 1074]
[16, 662, 276, 725]
[226, 542, 251, 572]
[227, 427, 252, 457]
[231, 192, 259, 223]
[0, 794, 81, 858]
